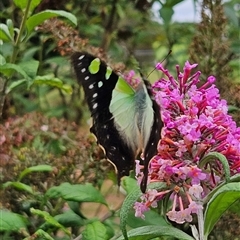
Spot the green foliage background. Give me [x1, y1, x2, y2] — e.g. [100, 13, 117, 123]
[0, 0, 239, 239]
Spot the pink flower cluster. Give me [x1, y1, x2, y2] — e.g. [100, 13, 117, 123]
[134, 61, 240, 224]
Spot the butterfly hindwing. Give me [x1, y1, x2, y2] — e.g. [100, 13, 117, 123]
[71, 52, 136, 182]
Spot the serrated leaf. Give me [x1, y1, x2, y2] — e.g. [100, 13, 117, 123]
[2, 181, 33, 194]
[0, 63, 30, 78]
[0, 210, 29, 231]
[0, 23, 13, 42]
[82, 221, 108, 240]
[46, 183, 107, 205]
[30, 208, 70, 235]
[26, 10, 77, 36]
[117, 225, 195, 240]
[18, 164, 53, 181]
[13, 0, 42, 12]
[204, 182, 240, 237]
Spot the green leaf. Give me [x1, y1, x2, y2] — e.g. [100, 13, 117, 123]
[117, 225, 195, 240]
[67, 201, 85, 217]
[54, 210, 85, 227]
[0, 54, 6, 65]
[0, 23, 13, 42]
[40, 210, 85, 230]
[199, 152, 230, 182]
[159, 7, 174, 25]
[6, 19, 14, 38]
[162, 0, 184, 7]
[82, 221, 108, 240]
[26, 10, 77, 36]
[228, 199, 240, 217]
[32, 75, 73, 94]
[45, 56, 69, 67]
[18, 164, 53, 181]
[6, 79, 28, 93]
[103, 220, 115, 240]
[2, 181, 33, 194]
[18, 59, 39, 78]
[203, 173, 240, 203]
[121, 176, 138, 195]
[0, 63, 30, 78]
[61, 84, 73, 94]
[30, 208, 71, 235]
[127, 209, 169, 228]
[204, 182, 240, 238]
[229, 173, 240, 182]
[120, 182, 168, 240]
[13, 0, 42, 12]
[228, 104, 240, 112]
[224, 4, 239, 27]
[46, 182, 107, 205]
[0, 210, 29, 231]
[120, 188, 142, 240]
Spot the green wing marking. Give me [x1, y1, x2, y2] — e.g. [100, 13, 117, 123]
[88, 58, 100, 74]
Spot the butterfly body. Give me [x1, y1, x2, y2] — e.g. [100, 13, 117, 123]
[71, 52, 162, 192]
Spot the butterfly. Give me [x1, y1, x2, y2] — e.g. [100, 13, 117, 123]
[71, 52, 162, 193]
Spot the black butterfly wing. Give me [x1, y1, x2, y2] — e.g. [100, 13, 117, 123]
[71, 52, 135, 183]
[140, 79, 163, 193]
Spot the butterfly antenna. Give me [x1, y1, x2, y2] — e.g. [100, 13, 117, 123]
[146, 49, 172, 78]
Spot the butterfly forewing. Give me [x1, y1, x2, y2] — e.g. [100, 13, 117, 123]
[71, 52, 136, 182]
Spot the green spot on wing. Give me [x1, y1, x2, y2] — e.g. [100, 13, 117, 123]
[105, 67, 112, 80]
[89, 58, 100, 74]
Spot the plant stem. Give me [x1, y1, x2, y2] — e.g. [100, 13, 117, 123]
[11, 0, 32, 64]
[0, 76, 7, 120]
[0, 0, 32, 119]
